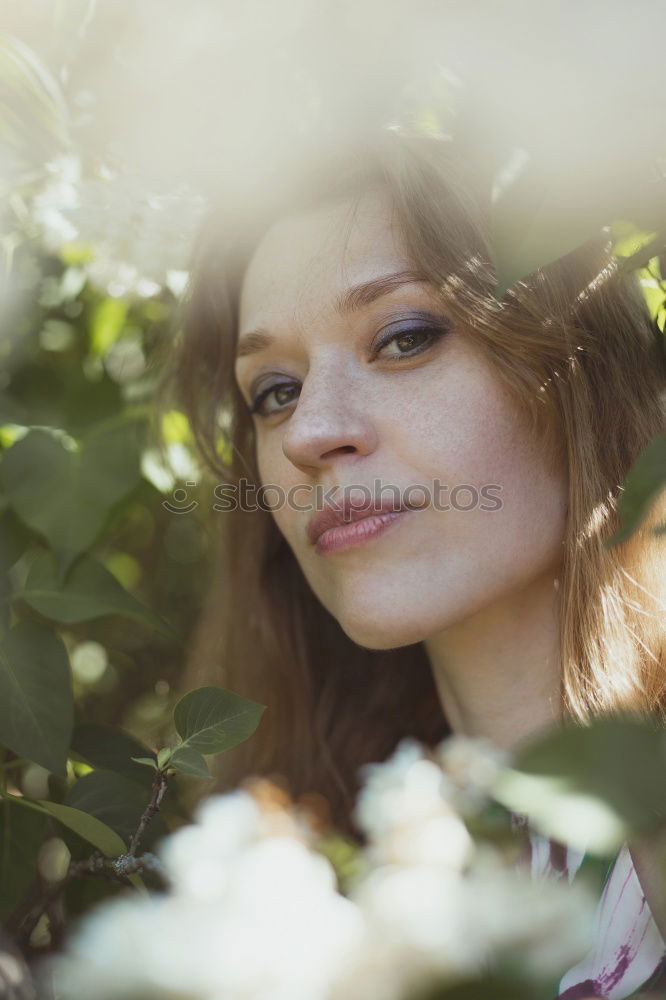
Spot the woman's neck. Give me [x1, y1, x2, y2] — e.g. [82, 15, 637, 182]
[423, 570, 563, 753]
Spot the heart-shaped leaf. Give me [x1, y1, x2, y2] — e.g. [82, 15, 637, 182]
[173, 687, 265, 756]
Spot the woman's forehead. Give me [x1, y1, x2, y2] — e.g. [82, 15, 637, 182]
[238, 185, 408, 327]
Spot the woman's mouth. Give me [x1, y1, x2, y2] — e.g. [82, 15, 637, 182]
[314, 508, 413, 555]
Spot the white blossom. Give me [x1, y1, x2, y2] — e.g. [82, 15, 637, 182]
[47, 759, 598, 1000]
[353, 739, 473, 870]
[30, 154, 82, 251]
[331, 866, 481, 1000]
[436, 735, 511, 814]
[31, 156, 207, 297]
[464, 848, 596, 976]
[51, 790, 364, 1000]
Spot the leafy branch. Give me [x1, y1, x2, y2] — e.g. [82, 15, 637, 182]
[2, 687, 264, 951]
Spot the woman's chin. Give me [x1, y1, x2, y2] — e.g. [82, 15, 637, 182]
[338, 615, 429, 652]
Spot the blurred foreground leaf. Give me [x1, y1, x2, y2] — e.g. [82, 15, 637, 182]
[606, 434, 666, 545]
[0, 798, 46, 922]
[492, 715, 666, 855]
[0, 32, 69, 189]
[0, 424, 142, 573]
[20, 551, 177, 640]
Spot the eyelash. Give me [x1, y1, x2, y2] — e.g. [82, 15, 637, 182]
[248, 321, 450, 418]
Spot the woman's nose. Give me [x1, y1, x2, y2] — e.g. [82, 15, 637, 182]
[280, 367, 378, 471]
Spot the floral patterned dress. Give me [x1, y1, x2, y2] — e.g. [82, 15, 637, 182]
[526, 831, 666, 998]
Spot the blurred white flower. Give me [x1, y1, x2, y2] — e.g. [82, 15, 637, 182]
[31, 155, 207, 297]
[436, 734, 510, 814]
[70, 640, 108, 685]
[30, 154, 81, 251]
[47, 758, 598, 1000]
[465, 849, 596, 977]
[103, 335, 146, 382]
[332, 865, 481, 1000]
[162, 790, 269, 901]
[354, 739, 473, 870]
[52, 788, 364, 1000]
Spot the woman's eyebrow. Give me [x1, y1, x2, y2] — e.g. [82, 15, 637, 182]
[235, 269, 427, 361]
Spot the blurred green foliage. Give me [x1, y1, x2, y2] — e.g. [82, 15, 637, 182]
[0, 240, 219, 946]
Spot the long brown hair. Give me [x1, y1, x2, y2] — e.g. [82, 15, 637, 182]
[160, 129, 666, 836]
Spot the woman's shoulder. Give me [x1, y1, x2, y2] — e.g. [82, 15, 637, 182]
[526, 831, 666, 999]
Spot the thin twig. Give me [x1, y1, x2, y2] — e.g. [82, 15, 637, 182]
[15, 850, 169, 949]
[13, 769, 171, 950]
[127, 768, 170, 857]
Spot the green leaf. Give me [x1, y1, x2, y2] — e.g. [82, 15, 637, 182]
[32, 800, 143, 888]
[0, 508, 31, 573]
[490, 144, 663, 300]
[0, 621, 73, 777]
[65, 771, 166, 849]
[156, 747, 172, 770]
[606, 433, 666, 546]
[0, 508, 31, 634]
[169, 745, 212, 779]
[70, 722, 155, 788]
[173, 686, 265, 756]
[0, 798, 47, 921]
[90, 298, 129, 357]
[20, 551, 177, 640]
[491, 153, 609, 300]
[0, 424, 142, 573]
[5, 794, 123, 858]
[0, 391, 28, 425]
[492, 715, 666, 855]
[131, 756, 158, 770]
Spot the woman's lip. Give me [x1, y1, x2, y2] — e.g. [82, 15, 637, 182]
[314, 509, 412, 555]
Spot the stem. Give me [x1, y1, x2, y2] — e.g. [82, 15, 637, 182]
[11, 766, 171, 949]
[68, 849, 167, 882]
[14, 850, 169, 948]
[127, 768, 170, 857]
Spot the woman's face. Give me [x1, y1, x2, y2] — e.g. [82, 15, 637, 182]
[234, 185, 568, 649]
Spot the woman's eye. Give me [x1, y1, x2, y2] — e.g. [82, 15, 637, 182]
[248, 321, 449, 418]
[374, 325, 443, 360]
[249, 381, 299, 418]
